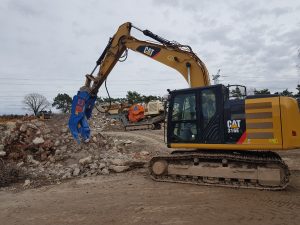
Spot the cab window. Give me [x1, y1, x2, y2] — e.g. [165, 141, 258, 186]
[201, 89, 216, 128]
[172, 93, 196, 121]
[170, 93, 197, 142]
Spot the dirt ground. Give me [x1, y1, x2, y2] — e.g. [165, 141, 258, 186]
[1, 130, 300, 225]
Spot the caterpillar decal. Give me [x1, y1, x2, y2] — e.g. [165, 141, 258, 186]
[136, 45, 161, 58]
[227, 119, 241, 133]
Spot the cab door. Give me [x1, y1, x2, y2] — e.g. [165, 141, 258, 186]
[199, 86, 224, 144]
[167, 90, 199, 143]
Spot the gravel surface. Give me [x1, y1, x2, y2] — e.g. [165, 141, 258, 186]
[0, 114, 300, 225]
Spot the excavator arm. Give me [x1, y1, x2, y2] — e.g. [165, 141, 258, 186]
[69, 22, 210, 142]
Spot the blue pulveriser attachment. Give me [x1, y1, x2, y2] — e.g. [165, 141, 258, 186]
[68, 90, 96, 143]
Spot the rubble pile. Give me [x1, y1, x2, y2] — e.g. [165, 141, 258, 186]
[0, 114, 147, 187]
[90, 111, 125, 131]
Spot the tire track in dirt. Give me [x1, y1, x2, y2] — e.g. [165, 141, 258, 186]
[101, 130, 170, 152]
[132, 130, 166, 143]
[97, 130, 300, 225]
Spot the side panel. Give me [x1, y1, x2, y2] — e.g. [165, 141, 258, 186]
[243, 97, 282, 148]
[280, 97, 300, 149]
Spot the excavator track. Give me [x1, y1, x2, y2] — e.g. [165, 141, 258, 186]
[149, 150, 290, 190]
[124, 114, 164, 131]
[125, 123, 155, 131]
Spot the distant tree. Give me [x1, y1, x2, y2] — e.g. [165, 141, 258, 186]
[273, 89, 294, 96]
[126, 91, 143, 104]
[97, 91, 163, 105]
[23, 93, 50, 116]
[52, 93, 72, 113]
[96, 96, 126, 104]
[295, 84, 300, 96]
[280, 89, 293, 97]
[142, 95, 162, 103]
[96, 97, 104, 104]
[230, 87, 243, 98]
[254, 89, 271, 95]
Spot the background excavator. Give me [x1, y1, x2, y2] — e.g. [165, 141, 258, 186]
[99, 100, 165, 131]
[69, 22, 300, 190]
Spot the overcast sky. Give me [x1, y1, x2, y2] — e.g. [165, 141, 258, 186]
[0, 0, 300, 114]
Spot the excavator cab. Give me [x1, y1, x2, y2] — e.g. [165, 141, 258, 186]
[167, 85, 226, 145]
[167, 84, 300, 150]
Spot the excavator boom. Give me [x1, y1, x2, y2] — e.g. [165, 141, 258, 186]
[69, 22, 209, 142]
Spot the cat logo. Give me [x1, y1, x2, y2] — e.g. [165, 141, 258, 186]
[167, 55, 175, 61]
[227, 120, 241, 133]
[136, 45, 161, 58]
[143, 47, 155, 57]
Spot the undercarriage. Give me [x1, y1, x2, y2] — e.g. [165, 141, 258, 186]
[149, 150, 290, 190]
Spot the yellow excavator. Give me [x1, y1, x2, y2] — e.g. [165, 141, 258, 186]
[69, 22, 300, 190]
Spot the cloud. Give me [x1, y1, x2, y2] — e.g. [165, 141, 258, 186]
[152, 0, 179, 7]
[0, 0, 300, 114]
[7, 0, 42, 16]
